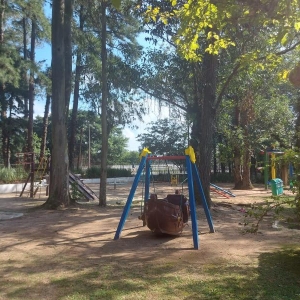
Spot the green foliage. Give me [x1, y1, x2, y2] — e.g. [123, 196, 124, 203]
[85, 167, 100, 178]
[107, 128, 129, 165]
[210, 172, 233, 183]
[242, 147, 300, 232]
[111, 0, 121, 9]
[85, 167, 131, 178]
[120, 150, 140, 165]
[243, 196, 290, 233]
[0, 167, 27, 183]
[70, 182, 82, 200]
[137, 118, 188, 155]
[107, 168, 132, 178]
[145, 0, 300, 62]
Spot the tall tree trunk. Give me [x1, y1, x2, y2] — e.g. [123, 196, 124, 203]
[241, 135, 253, 189]
[233, 104, 243, 188]
[28, 19, 36, 156]
[69, 5, 84, 171]
[198, 52, 218, 207]
[233, 146, 243, 188]
[45, 0, 70, 208]
[40, 94, 51, 161]
[99, 0, 108, 207]
[22, 17, 29, 121]
[64, 0, 73, 118]
[22, 17, 29, 156]
[69, 59, 82, 171]
[0, 0, 8, 167]
[0, 0, 4, 43]
[294, 95, 300, 149]
[0, 88, 8, 167]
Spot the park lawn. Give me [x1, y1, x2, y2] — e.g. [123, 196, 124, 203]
[0, 245, 299, 300]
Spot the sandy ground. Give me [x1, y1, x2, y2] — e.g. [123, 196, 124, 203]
[0, 182, 299, 264]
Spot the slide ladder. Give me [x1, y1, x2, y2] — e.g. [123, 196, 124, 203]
[69, 173, 99, 202]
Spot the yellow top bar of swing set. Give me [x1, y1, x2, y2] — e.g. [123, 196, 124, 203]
[138, 146, 196, 164]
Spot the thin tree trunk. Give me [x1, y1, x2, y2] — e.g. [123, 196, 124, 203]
[45, 0, 69, 208]
[77, 127, 83, 170]
[0, 0, 4, 43]
[40, 94, 51, 161]
[22, 17, 29, 160]
[198, 52, 218, 207]
[241, 137, 253, 189]
[233, 146, 243, 188]
[28, 19, 36, 156]
[22, 17, 29, 121]
[69, 5, 84, 171]
[64, 0, 73, 118]
[99, 0, 108, 207]
[0, 0, 8, 167]
[0, 88, 8, 167]
[69, 59, 82, 171]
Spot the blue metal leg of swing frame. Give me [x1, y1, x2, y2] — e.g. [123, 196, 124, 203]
[192, 163, 215, 233]
[185, 156, 199, 249]
[114, 155, 147, 240]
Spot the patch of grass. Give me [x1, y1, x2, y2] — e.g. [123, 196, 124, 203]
[0, 167, 27, 183]
[1, 246, 300, 299]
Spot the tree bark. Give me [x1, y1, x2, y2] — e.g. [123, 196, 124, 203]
[99, 0, 108, 207]
[197, 52, 218, 207]
[22, 17, 29, 158]
[0, 0, 4, 43]
[22, 17, 29, 121]
[0, 0, 8, 167]
[241, 137, 253, 189]
[28, 19, 36, 156]
[69, 5, 84, 171]
[45, 0, 70, 208]
[69, 59, 82, 171]
[64, 0, 73, 118]
[40, 94, 51, 161]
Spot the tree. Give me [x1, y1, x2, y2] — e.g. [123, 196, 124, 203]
[69, 4, 84, 171]
[44, 0, 71, 208]
[77, 0, 142, 206]
[136, 118, 188, 155]
[139, 0, 300, 205]
[100, 0, 108, 206]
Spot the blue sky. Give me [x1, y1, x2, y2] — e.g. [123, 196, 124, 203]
[33, 4, 171, 152]
[34, 39, 170, 152]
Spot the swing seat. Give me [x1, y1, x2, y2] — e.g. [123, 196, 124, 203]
[144, 194, 189, 236]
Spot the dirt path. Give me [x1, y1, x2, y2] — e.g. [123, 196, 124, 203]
[0, 183, 299, 299]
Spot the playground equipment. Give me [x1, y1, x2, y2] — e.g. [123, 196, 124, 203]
[210, 183, 235, 199]
[69, 173, 99, 201]
[262, 148, 284, 190]
[19, 153, 50, 198]
[170, 174, 178, 186]
[141, 192, 190, 235]
[114, 146, 215, 250]
[18, 152, 98, 201]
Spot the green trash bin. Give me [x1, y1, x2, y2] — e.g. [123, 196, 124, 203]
[270, 178, 283, 196]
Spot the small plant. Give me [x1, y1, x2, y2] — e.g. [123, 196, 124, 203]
[0, 168, 17, 183]
[70, 182, 82, 200]
[243, 195, 298, 233]
[0, 167, 27, 183]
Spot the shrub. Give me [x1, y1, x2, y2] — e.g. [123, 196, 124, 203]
[85, 167, 131, 178]
[210, 172, 234, 183]
[0, 167, 28, 183]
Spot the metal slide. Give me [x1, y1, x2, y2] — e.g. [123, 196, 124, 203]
[69, 173, 99, 201]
